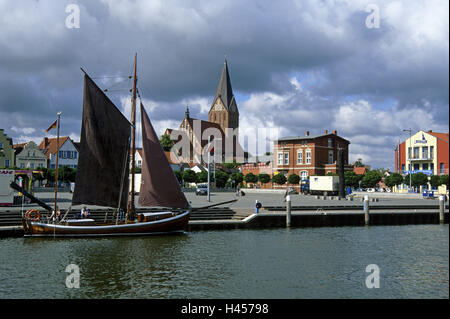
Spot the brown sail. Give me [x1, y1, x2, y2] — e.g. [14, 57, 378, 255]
[138, 103, 189, 209]
[72, 74, 131, 209]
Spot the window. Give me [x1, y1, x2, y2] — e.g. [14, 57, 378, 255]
[30, 163, 34, 169]
[297, 151, 303, 164]
[408, 147, 411, 159]
[422, 163, 428, 170]
[301, 140, 307, 146]
[306, 151, 311, 164]
[414, 164, 419, 170]
[4, 159, 10, 167]
[284, 153, 289, 165]
[328, 138, 332, 148]
[20, 163, 25, 168]
[328, 150, 333, 164]
[300, 171, 308, 179]
[277, 153, 283, 165]
[440, 163, 445, 174]
[430, 146, 434, 159]
[422, 147, 428, 159]
[413, 147, 419, 159]
[430, 163, 434, 172]
[0, 142, 3, 149]
[401, 164, 405, 173]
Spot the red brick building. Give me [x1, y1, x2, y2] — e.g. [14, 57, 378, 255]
[273, 130, 352, 182]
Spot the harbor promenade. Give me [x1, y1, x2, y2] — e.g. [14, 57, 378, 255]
[0, 190, 448, 237]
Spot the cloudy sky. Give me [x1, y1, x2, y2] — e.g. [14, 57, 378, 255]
[0, 0, 448, 170]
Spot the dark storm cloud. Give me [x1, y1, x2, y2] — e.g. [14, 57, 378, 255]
[0, 0, 448, 169]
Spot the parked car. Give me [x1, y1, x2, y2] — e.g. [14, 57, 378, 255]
[196, 184, 208, 196]
[366, 188, 376, 193]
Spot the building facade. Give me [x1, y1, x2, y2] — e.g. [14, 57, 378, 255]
[395, 130, 449, 176]
[273, 130, 351, 181]
[165, 59, 244, 165]
[39, 137, 79, 168]
[14, 141, 47, 169]
[0, 129, 14, 168]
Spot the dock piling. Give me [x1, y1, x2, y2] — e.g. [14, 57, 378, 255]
[286, 195, 291, 227]
[364, 195, 370, 225]
[439, 196, 445, 224]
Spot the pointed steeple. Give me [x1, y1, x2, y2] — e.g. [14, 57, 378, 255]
[213, 58, 234, 110]
[185, 105, 190, 119]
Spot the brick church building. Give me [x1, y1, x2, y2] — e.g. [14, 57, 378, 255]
[165, 59, 244, 165]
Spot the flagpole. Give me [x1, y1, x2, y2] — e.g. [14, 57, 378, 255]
[53, 112, 61, 218]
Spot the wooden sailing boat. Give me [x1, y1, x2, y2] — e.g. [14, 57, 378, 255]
[21, 54, 190, 237]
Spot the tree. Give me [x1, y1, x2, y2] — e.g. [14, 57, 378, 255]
[214, 170, 229, 188]
[287, 173, 300, 185]
[344, 171, 361, 188]
[174, 170, 183, 184]
[361, 171, 382, 188]
[430, 175, 441, 189]
[326, 172, 338, 176]
[159, 134, 174, 152]
[230, 172, 244, 185]
[182, 170, 197, 185]
[384, 173, 403, 188]
[411, 173, 428, 187]
[196, 171, 208, 183]
[440, 175, 449, 187]
[272, 173, 287, 185]
[244, 173, 258, 184]
[354, 158, 364, 167]
[258, 173, 271, 185]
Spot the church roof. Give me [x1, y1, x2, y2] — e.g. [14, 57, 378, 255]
[213, 59, 235, 110]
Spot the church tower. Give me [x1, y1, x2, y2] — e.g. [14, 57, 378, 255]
[208, 59, 239, 132]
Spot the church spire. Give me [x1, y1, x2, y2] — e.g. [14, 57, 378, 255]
[213, 58, 234, 110]
[185, 105, 190, 119]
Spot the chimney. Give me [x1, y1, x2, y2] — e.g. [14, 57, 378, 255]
[306, 131, 310, 136]
[428, 130, 432, 133]
[324, 130, 328, 134]
[332, 130, 337, 135]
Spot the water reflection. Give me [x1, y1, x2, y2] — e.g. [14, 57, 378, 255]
[1, 225, 448, 299]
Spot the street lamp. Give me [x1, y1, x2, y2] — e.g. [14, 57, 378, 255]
[402, 128, 412, 191]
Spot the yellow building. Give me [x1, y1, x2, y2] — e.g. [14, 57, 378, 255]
[0, 129, 14, 168]
[396, 130, 449, 176]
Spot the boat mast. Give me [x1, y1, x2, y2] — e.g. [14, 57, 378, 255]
[127, 53, 137, 221]
[53, 112, 61, 215]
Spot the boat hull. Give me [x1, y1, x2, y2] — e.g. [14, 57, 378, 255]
[22, 211, 190, 237]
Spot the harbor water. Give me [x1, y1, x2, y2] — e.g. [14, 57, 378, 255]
[0, 224, 448, 299]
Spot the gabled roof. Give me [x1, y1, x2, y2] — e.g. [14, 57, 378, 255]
[428, 132, 449, 143]
[38, 136, 70, 157]
[212, 59, 235, 110]
[277, 133, 350, 143]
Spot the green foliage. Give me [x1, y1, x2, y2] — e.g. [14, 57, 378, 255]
[411, 173, 428, 187]
[182, 170, 197, 184]
[230, 172, 244, 185]
[196, 171, 208, 183]
[272, 173, 287, 185]
[430, 175, 441, 188]
[440, 175, 449, 187]
[214, 170, 229, 188]
[384, 173, 403, 188]
[244, 172, 258, 183]
[344, 171, 361, 188]
[159, 134, 174, 152]
[361, 170, 382, 188]
[287, 173, 300, 184]
[326, 172, 338, 176]
[223, 160, 241, 169]
[58, 166, 77, 183]
[403, 174, 411, 186]
[353, 158, 364, 167]
[258, 173, 271, 184]
[174, 170, 183, 183]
